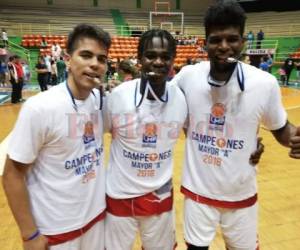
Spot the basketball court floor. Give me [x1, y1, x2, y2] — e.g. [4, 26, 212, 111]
[0, 86, 299, 250]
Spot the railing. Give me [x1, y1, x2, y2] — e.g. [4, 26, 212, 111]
[245, 23, 300, 37]
[7, 24, 300, 64]
[5, 23, 117, 36]
[4, 20, 300, 38]
[244, 39, 279, 60]
[7, 40, 31, 63]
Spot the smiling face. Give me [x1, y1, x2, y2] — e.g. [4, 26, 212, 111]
[66, 37, 108, 99]
[207, 26, 245, 72]
[140, 37, 174, 86]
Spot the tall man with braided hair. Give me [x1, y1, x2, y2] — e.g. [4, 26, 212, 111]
[173, 2, 300, 249]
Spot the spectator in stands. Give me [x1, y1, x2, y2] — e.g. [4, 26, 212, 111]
[7, 56, 18, 103]
[256, 29, 264, 49]
[106, 59, 117, 80]
[56, 56, 66, 83]
[178, 36, 185, 45]
[21, 61, 31, 83]
[186, 57, 193, 65]
[197, 45, 205, 53]
[266, 54, 273, 73]
[51, 41, 62, 60]
[117, 59, 138, 82]
[295, 60, 300, 83]
[0, 59, 7, 87]
[246, 30, 254, 49]
[13, 55, 25, 102]
[44, 54, 52, 85]
[282, 57, 294, 85]
[279, 67, 287, 86]
[1, 28, 8, 48]
[129, 54, 138, 65]
[40, 37, 47, 47]
[243, 55, 251, 64]
[191, 36, 198, 45]
[35, 56, 48, 91]
[50, 59, 57, 85]
[259, 56, 269, 71]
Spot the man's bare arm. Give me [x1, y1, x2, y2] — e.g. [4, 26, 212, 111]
[271, 121, 300, 159]
[2, 157, 48, 249]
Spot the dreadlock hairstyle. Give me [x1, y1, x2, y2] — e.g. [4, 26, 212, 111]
[137, 29, 176, 60]
[204, 1, 247, 38]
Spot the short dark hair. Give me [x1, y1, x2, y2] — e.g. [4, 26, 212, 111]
[67, 23, 111, 54]
[119, 60, 135, 74]
[137, 29, 176, 60]
[204, 1, 246, 38]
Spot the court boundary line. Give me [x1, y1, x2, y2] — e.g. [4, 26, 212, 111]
[286, 105, 300, 111]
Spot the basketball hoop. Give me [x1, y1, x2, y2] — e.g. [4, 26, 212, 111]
[149, 11, 184, 35]
[154, 1, 170, 12]
[160, 22, 173, 31]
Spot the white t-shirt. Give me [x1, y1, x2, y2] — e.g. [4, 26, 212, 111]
[105, 79, 187, 199]
[44, 55, 52, 72]
[173, 61, 287, 202]
[8, 82, 106, 235]
[51, 44, 62, 58]
[2, 31, 8, 41]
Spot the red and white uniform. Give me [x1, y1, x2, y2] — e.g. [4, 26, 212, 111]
[105, 79, 187, 250]
[8, 83, 106, 249]
[173, 61, 287, 248]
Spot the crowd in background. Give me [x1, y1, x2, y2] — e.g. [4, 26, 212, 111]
[1, 26, 300, 101]
[6, 55, 26, 103]
[246, 29, 264, 49]
[35, 54, 66, 91]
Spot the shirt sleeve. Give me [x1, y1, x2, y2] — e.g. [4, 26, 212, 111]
[261, 79, 287, 131]
[170, 67, 183, 89]
[8, 102, 46, 164]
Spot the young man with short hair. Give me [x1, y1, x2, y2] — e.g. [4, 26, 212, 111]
[3, 23, 111, 250]
[173, 2, 300, 249]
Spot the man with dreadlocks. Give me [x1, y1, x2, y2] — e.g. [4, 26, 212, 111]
[104, 29, 187, 250]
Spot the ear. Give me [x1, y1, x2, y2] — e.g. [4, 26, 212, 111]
[64, 53, 71, 70]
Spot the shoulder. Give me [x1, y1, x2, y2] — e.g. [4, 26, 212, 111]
[24, 84, 66, 112]
[166, 82, 188, 117]
[106, 79, 138, 109]
[172, 62, 208, 80]
[111, 79, 137, 95]
[179, 61, 209, 75]
[172, 62, 209, 89]
[167, 81, 186, 101]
